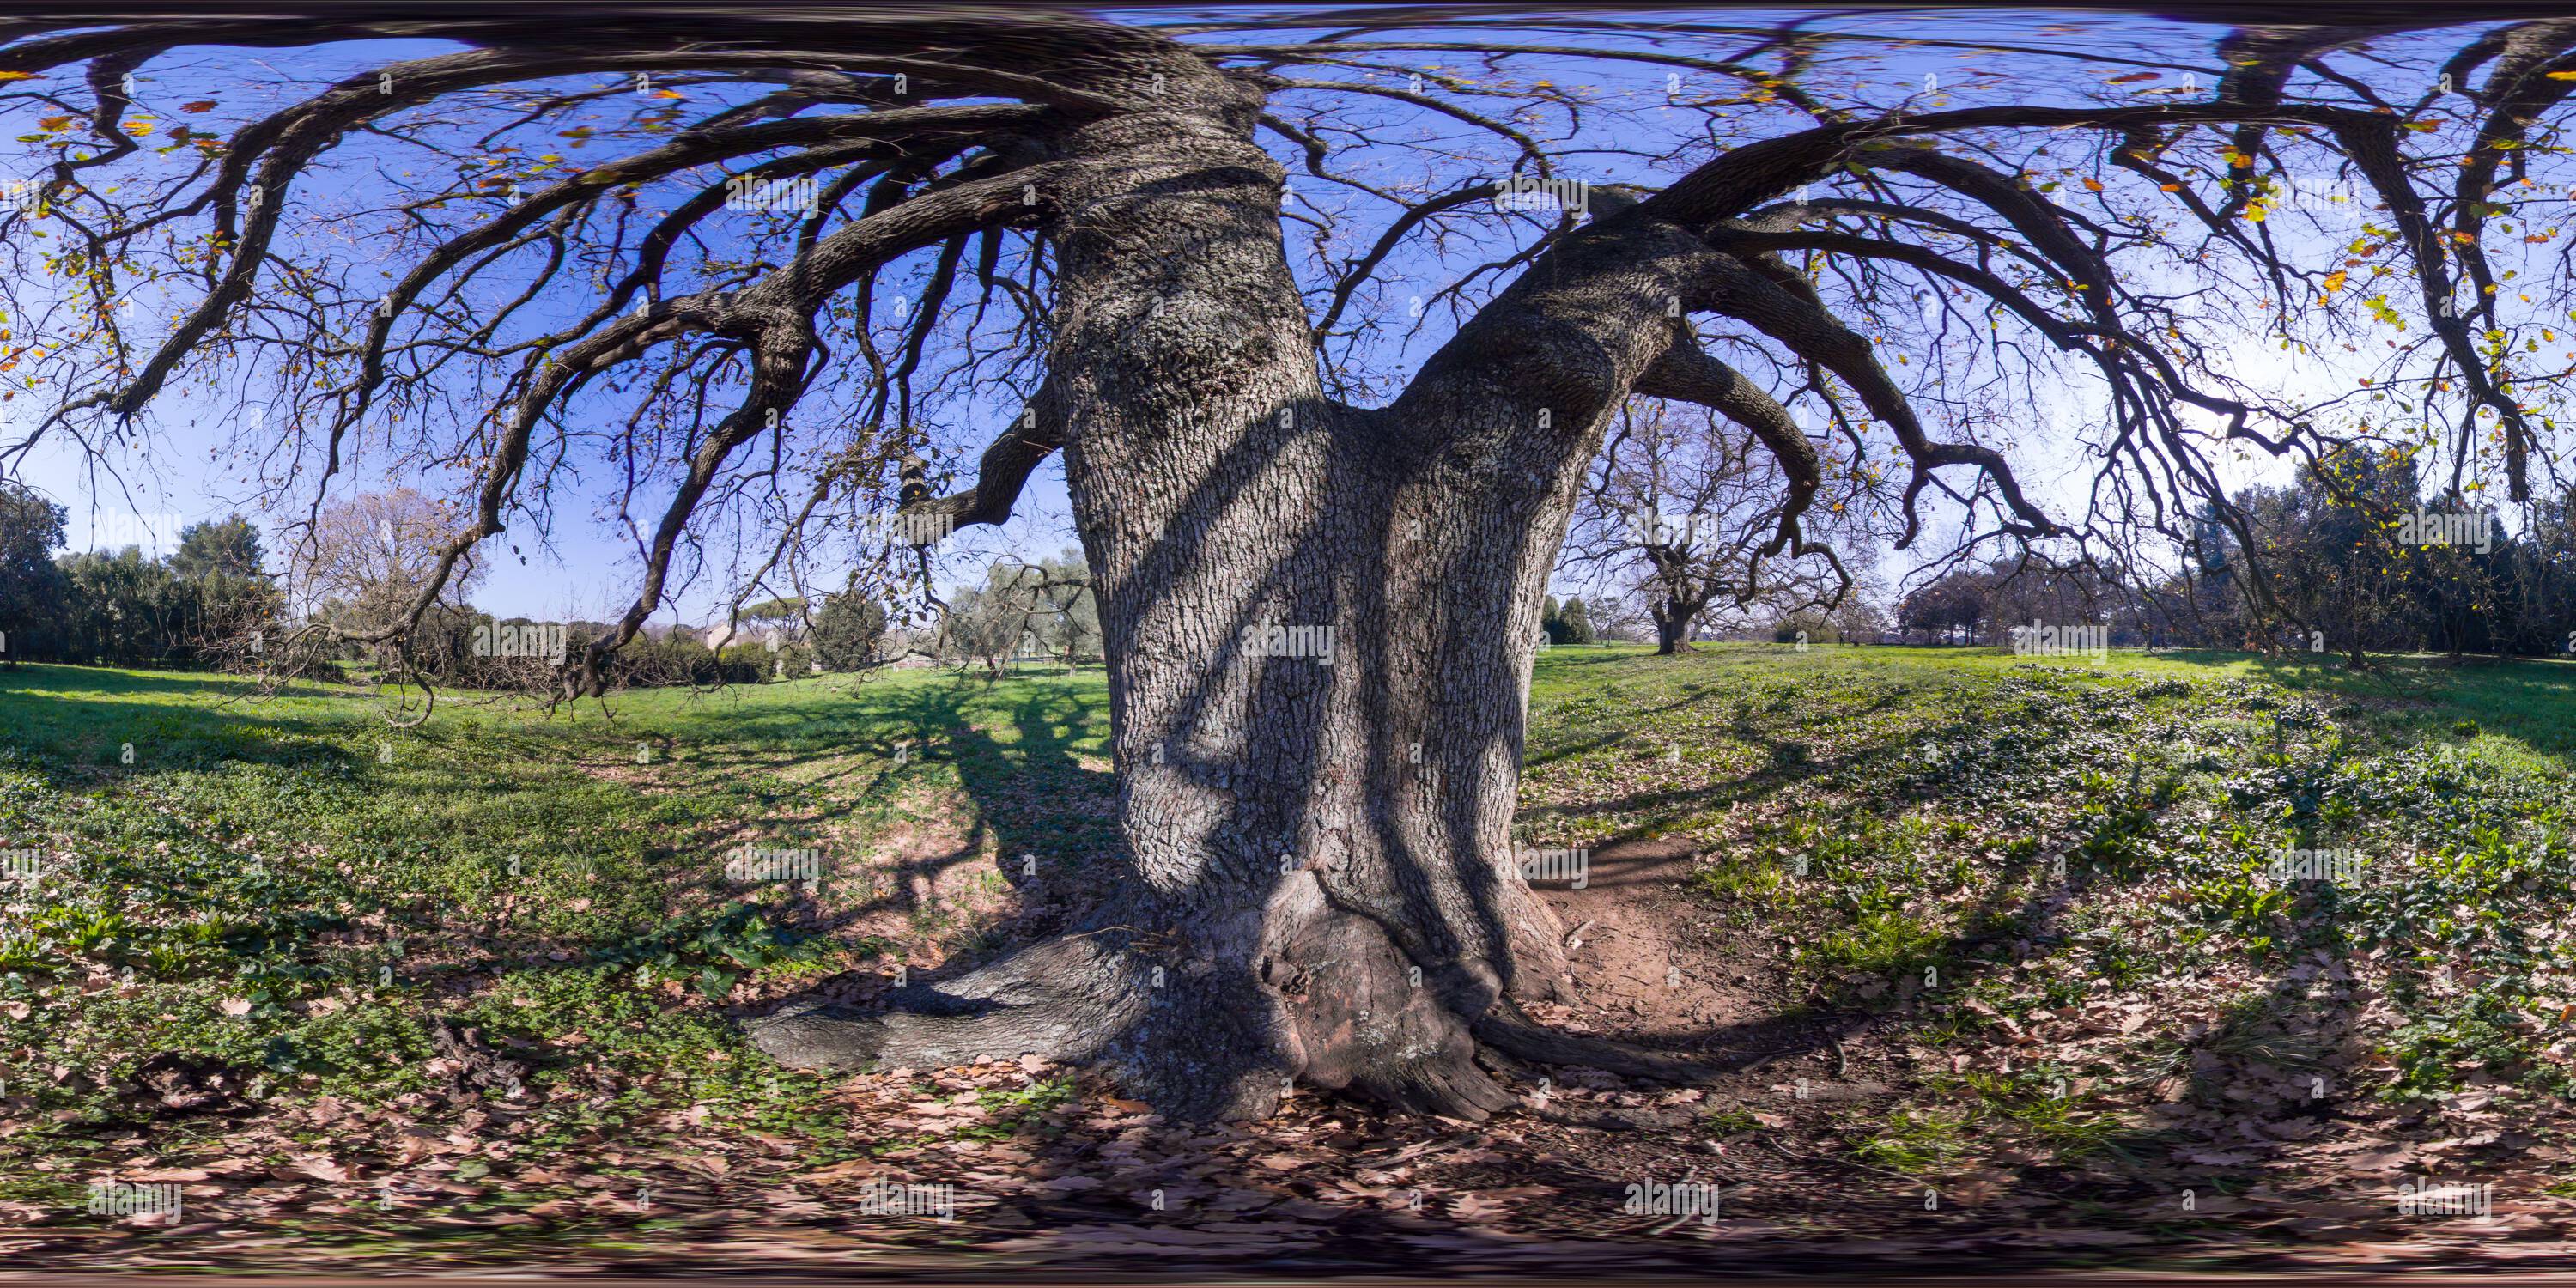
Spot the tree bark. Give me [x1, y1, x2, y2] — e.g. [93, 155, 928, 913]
[753, 57, 1579, 1121]
[1653, 605, 1694, 655]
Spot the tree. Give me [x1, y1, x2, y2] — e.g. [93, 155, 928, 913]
[1025, 549, 1099, 669]
[1565, 397, 1868, 655]
[56, 547, 182, 666]
[1558, 597, 1596, 646]
[170, 515, 266, 582]
[11, 8, 2576, 1121]
[1898, 570, 1995, 645]
[810, 583, 890, 671]
[939, 573, 1035, 678]
[733, 595, 808, 644]
[170, 515, 282, 666]
[1771, 608, 1834, 645]
[297, 490, 484, 677]
[0, 483, 67, 667]
[1827, 595, 1888, 645]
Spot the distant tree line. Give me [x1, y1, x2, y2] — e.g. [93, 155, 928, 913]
[1895, 453, 2576, 662]
[0, 485, 281, 669]
[0, 483, 900, 688]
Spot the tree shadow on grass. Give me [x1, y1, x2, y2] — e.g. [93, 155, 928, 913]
[2154, 648, 2576, 766]
[0, 661, 1133, 1015]
[767, 677, 1120, 955]
[1505, 666, 2215, 1076]
[380, 672, 1126, 996]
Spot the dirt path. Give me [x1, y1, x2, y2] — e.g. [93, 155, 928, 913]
[1521, 840, 1811, 1066]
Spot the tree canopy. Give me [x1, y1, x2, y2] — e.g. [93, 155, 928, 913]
[11, 3, 2576, 1119]
[7, 5, 2573, 668]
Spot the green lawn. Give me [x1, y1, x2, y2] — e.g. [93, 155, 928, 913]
[4, 643, 2574, 1235]
[0, 660, 1117, 1204]
[1526, 643, 2576, 1155]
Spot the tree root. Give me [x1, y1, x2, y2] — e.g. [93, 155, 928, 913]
[1469, 998, 1732, 1084]
[747, 886, 1724, 1122]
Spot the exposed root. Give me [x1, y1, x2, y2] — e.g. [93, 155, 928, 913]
[750, 880, 1546, 1122]
[1469, 998, 1730, 1084]
[747, 933, 1147, 1073]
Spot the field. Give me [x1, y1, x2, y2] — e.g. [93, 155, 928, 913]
[4, 644, 2575, 1272]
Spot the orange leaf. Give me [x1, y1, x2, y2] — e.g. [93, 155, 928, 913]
[180, 100, 216, 113]
[2105, 71, 2160, 84]
[2081, 178, 2104, 192]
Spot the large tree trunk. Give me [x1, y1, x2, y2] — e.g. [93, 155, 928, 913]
[752, 61, 1583, 1121]
[1653, 606, 1693, 655]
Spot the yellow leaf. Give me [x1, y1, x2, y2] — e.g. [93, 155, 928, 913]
[2323, 270, 2348, 294]
[2549, 70, 2576, 80]
[0, 72, 38, 83]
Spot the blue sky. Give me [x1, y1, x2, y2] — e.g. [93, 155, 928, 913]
[2, 6, 2536, 623]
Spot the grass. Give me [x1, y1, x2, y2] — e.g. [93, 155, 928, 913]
[1850, 1107, 1971, 1175]
[0, 660, 1115, 1172]
[1520, 642, 2576, 1118]
[7, 641, 2576, 1206]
